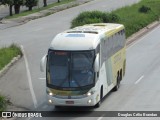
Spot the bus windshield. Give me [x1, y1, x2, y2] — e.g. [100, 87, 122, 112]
[47, 50, 95, 89]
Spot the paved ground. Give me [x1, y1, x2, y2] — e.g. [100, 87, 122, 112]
[1, 1, 160, 120]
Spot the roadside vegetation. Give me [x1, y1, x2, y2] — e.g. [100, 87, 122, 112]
[0, 95, 7, 111]
[71, 11, 120, 28]
[71, 0, 160, 38]
[2, 0, 74, 17]
[0, 44, 22, 111]
[0, 44, 22, 70]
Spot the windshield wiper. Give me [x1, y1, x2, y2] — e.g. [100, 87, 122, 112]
[71, 77, 83, 90]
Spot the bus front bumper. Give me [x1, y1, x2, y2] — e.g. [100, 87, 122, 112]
[47, 94, 98, 106]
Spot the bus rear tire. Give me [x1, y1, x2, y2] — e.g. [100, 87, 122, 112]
[113, 75, 120, 91]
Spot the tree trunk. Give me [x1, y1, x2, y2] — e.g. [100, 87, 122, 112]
[43, 0, 47, 7]
[29, 6, 32, 11]
[14, 4, 20, 14]
[58, 0, 60, 3]
[9, 5, 13, 16]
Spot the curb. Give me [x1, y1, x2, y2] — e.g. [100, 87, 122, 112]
[0, 117, 18, 120]
[0, 55, 22, 120]
[126, 21, 160, 46]
[0, 117, 17, 120]
[0, 55, 22, 78]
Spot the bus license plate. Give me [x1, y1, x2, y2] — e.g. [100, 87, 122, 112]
[66, 101, 74, 104]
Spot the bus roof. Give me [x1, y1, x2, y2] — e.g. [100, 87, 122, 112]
[50, 23, 124, 51]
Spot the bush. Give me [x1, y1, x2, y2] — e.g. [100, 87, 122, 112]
[103, 13, 120, 23]
[139, 5, 151, 13]
[25, 0, 38, 11]
[71, 11, 120, 28]
[0, 95, 7, 111]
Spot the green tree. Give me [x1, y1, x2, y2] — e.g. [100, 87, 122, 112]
[25, 0, 38, 11]
[1, 0, 14, 16]
[58, 0, 60, 3]
[1, 0, 25, 15]
[14, 0, 25, 14]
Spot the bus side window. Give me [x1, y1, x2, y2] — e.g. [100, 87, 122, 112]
[100, 38, 106, 65]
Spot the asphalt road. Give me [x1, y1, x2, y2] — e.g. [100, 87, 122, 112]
[0, 0, 141, 110]
[1, 0, 160, 119]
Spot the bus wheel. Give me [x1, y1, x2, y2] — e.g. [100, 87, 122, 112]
[95, 87, 103, 108]
[113, 75, 120, 91]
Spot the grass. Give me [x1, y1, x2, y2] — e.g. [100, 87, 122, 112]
[0, 44, 22, 70]
[71, 0, 160, 38]
[0, 95, 7, 111]
[112, 0, 160, 37]
[6, 0, 75, 19]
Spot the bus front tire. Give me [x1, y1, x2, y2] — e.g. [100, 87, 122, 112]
[55, 106, 61, 109]
[95, 100, 101, 108]
[95, 87, 103, 108]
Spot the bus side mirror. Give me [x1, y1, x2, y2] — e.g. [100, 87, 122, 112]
[94, 54, 100, 72]
[40, 55, 47, 72]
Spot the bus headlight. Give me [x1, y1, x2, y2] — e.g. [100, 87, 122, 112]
[87, 92, 92, 96]
[88, 99, 92, 104]
[46, 88, 54, 96]
[86, 90, 95, 96]
[49, 92, 53, 96]
[49, 99, 53, 103]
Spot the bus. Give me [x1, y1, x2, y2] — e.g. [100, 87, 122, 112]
[40, 23, 126, 108]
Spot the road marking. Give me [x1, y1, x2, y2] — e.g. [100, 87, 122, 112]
[97, 116, 103, 120]
[135, 75, 144, 84]
[33, 28, 43, 32]
[39, 78, 46, 80]
[26, 117, 32, 120]
[21, 45, 38, 108]
[97, 114, 105, 120]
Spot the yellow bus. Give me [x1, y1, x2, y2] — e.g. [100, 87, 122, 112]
[40, 23, 126, 108]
